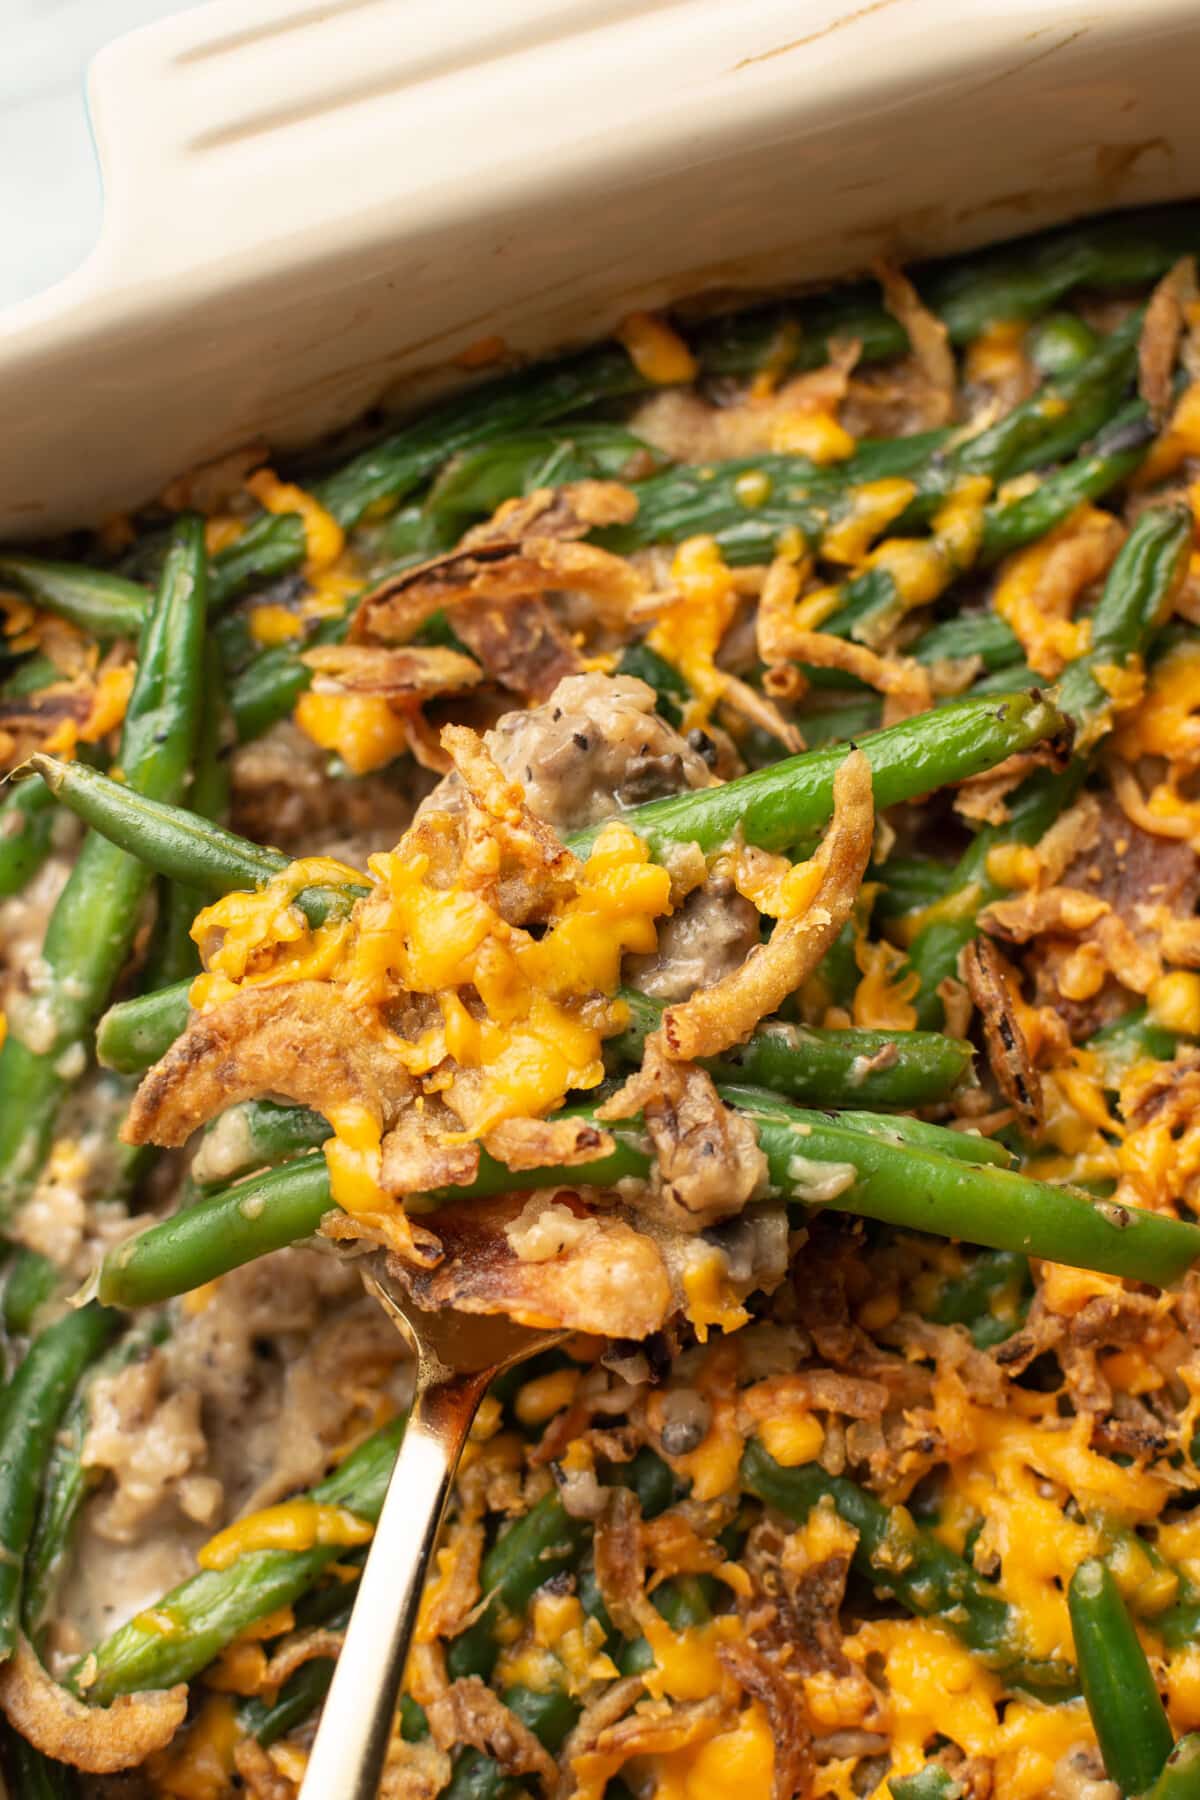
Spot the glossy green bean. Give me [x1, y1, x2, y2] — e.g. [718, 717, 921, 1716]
[0, 554, 146, 639]
[1145, 1735, 1200, 1799]
[98, 1086, 1200, 1309]
[0, 516, 208, 1215]
[75, 1417, 405, 1702]
[0, 1304, 118, 1660]
[742, 1438, 1075, 1692]
[1068, 1557, 1175, 1796]
[208, 514, 308, 610]
[445, 1494, 587, 1682]
[0, 780, 57, 900]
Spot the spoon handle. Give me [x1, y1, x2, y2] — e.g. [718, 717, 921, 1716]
[299, 1359, 492, 1800]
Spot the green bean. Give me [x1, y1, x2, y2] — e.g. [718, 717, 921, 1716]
[797, 696, 883, 744]
[40, 690, 1067, 917]
[1090, 1007, 1182, 1085]
[1058, 501, 1192, 739]
[439, 1687, 580, 1800]
[32, 758, 366, 931]
[0, 1303, 117, 1660]
[144, 643, 231, 990]
[96, 980, 192, 1075]
[97, 1138, 643, 1309]
[2, 1249, 59, 1336]
[99, 1086, 1200, 1309]
[613, 988, 973, 1109]
[1068, 1557, 1175, 1796]
[24, 1317, 168, 1639]
[1028, 312, 1101, 377]
[0, 779, 57, 900]
[570, 690, 1069, 862]
[193, 1099, 333, 1188]
[445, 1493, 588, 1682]
[0, 1720, 77, 1798]
[240, 1654, 335, 1748]
[0, 516, 208, 1216]
[0, 554, 146, 640]
[1146, 1735, 1200, 1799]
[912, 611, 1023, 673]
[426, 424, 659, 522]
[75, 1416, 405, 1703]
[208, 513, 308, 611]
[741, 1438, 1075, 1693]
[614, 642, 689, 727]
[907, 763, 1082, 1029]
[927, 1248, 1031, 1349]
[908, 506, 1190, 1027]
[889, 1770, 964, 1800]
[606, 1446, 684, 1520]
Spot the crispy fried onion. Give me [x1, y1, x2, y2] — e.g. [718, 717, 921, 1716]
[660, 746, 873, 1060]
[301, 643, 482, 697]
[992, 506, 1126, 679]
[562, 1686, 730, 1800]
[233, 1740, 295, 1800]
[962, 937, 1043, 1132]
[1140, 257, 1197, 424]
[718, 1640, 813, 1800]
[0, 1634, 186, 1773]
[386, 1193, 675, 1338]
[0, 647, 133, 773]
[874, 261, 956, 425]
[759, 612, 932, 725]
[597, 1040, 766, 1228]
[482, 1115, 616, 1172]
[984, 883, 1162, 998]
[592, 1484, 645, 1638]
[352, 482, 644, 699]
[425, 1676, 557, 1787]
[122, 981, 411, 1150]
[629, 342, 859, 462]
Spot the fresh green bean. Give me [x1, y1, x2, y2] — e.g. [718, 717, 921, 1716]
[425, 425, 659, 523]
[0, 555, 146, 640]
[96, 981, 192, 1075]
[0, 1304, 118, 1660]
[193, 1099, 333, 1188]
[1068, 1557, 1175, 1796]
[2, 1249, 59, 1336]
[912, 611, 1023, 673]
[39, 690, 1068, 922]
[614, 643, 689, 726]
[24, 1317, 168, 1639]
[889, 1770, 964, 1800]
[440, 1687, 581, 1800]
[98, 1086, 1200, 1309]
[0, 517, 208, 1215]
[1028, 312, 1101, 377]
[31, 758, 365, 931]
[208, 514, 308, 611]
[1090, 1007, 1182, 1085]
[75, 1416, 405, 1702]
[927, 1248, 1032, 1349]
[144, 643, 231, 990]
[1145, 1735, 1200, 1799]
[0, 1721, 77, 1798]
[239, 1654, 334, 1748]
[569, 690, 1069, 862]
[445, 1493, 587, 1682]
[0, 779, 57, 900]
[908, 506, 1189, 1027]
[1057, 501, 1191, 739]
[613, 988, 973, 1109]
[742, 1438, 1075, 1692]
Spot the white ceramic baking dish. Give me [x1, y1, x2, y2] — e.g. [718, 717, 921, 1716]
[1, 0, 1199, 539]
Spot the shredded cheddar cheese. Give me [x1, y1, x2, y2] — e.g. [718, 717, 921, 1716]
[197, 1500, 374, 1570]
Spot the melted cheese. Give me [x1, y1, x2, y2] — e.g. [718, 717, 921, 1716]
[933, 1403, 1167, 1663]
[247, 468, 344, 571]
[197, 1499, 374, 1569]
[991, 510, 1106, 676]
[964, 319, 1029, 389]
[294, 689, 413, 774]
[821, 478, 917, 567]
[770, 410, 856, 463]
[652, 1699, 775, 1800]
[618, 313, 697, 385]
[647, 536, 739, 732]
[248, 602, 304, 646]
[1113, 638, 1200, 773]
[148, 1694, 239, 1800]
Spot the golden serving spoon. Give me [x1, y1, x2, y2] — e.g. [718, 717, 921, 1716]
[300, 1249, 566, 1799]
